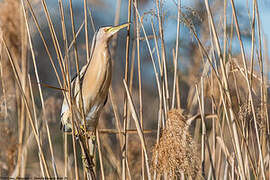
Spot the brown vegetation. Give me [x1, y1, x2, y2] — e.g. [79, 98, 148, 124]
[0, 0, 269, 179]
[153, 109, 200, 178]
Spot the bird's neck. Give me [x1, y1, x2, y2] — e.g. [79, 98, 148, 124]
[91, 41, 109, 60]
[89, 41, 110, 69]
[82, 40, 111, 98]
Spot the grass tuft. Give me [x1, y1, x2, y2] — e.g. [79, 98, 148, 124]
[153, 109, 200, 178]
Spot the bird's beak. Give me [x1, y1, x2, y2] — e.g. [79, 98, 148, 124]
[106, 23, 130, 35]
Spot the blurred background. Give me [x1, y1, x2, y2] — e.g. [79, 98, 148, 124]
[0, 0, 270, 179]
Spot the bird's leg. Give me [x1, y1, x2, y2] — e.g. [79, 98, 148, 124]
[78, 125, 96, 160]
[78, 131, 96, 179]
[74, 125, 84, 140]
[80, 129, 97, 179]
[80, 145, 96, 180]
[85, 130, 96, 158]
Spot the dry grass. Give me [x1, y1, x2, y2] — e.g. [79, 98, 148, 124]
[0, 0, 21, 115]
[0, 0, 21, 176]
[0, 0, 269, 179]
[153, 109, 200, 179]
[0, 123, 17, 175]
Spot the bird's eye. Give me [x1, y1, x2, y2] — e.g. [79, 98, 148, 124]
[104, 28, 109, 32]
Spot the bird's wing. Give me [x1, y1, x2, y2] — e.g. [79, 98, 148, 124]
[60, 65, 88, 116]
[69, 30, 97, 100]
[71, 65, 88, 99]
[70, 65, 88, 86]
[104, 95, 108, 106]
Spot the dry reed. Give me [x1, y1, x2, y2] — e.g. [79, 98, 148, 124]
[153, 109, 200, 178]
[0, 0, 269, 179]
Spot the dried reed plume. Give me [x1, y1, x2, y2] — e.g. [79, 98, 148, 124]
[239, 99, 265, 130]
[153, 109, 200, 178]
[0, 0, 21, 114]
[0, 123, 17, 175]
[0, 0, 21, 175]
[0, 0, 21, 56]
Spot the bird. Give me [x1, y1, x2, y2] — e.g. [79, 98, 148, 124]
[60, 23, 129, 134]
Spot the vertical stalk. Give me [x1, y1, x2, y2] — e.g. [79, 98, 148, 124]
[2, 37, 50, 178]
[68, 0, 87, 132]
[68, 1, 81, 178]
[40, 0, 67, 86]
[123, 80, 151, 179]
[171, 0, 180, 109]
[96, 130, 105, 180]
[84, 0, 89, 62]
[195, 79, 206, 178]
[57, 1, 76, 179]
[133, 0, 144, 178]
[122, 0, 132, 179]
[155, 0, 169, 113]
[204, 0, 246, 178]
[17, 6, 28, 176]
[24, 1, 59, 177]
[230, 0, 265, 178]
[26, 0, 64, 91]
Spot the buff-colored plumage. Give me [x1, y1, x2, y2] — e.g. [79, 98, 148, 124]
[60, 24, 129, 132]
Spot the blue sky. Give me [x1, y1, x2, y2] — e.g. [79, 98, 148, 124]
[260, 1, 270, 42]
[160, 0, 270, 61]
[64, 0, 270, 59]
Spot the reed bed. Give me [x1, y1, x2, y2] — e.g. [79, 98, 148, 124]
[0, 0, 269, 179]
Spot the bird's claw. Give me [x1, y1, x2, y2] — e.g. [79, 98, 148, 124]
[74, 126, 96, 141]
[85, 131, 96, 140]
[81, 154, 95, 170]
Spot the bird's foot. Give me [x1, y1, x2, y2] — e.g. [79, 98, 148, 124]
[84, 130, 96, 141]
[74, 128, 82, 140]
[81, 154, 95, 170]
[75, 128, 96, 142]
[74, 125, 89, 138]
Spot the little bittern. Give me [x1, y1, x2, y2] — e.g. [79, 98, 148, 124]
[60, 23, 129, 133]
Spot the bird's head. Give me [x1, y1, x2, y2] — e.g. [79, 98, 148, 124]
[96, 23, 129, 43]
